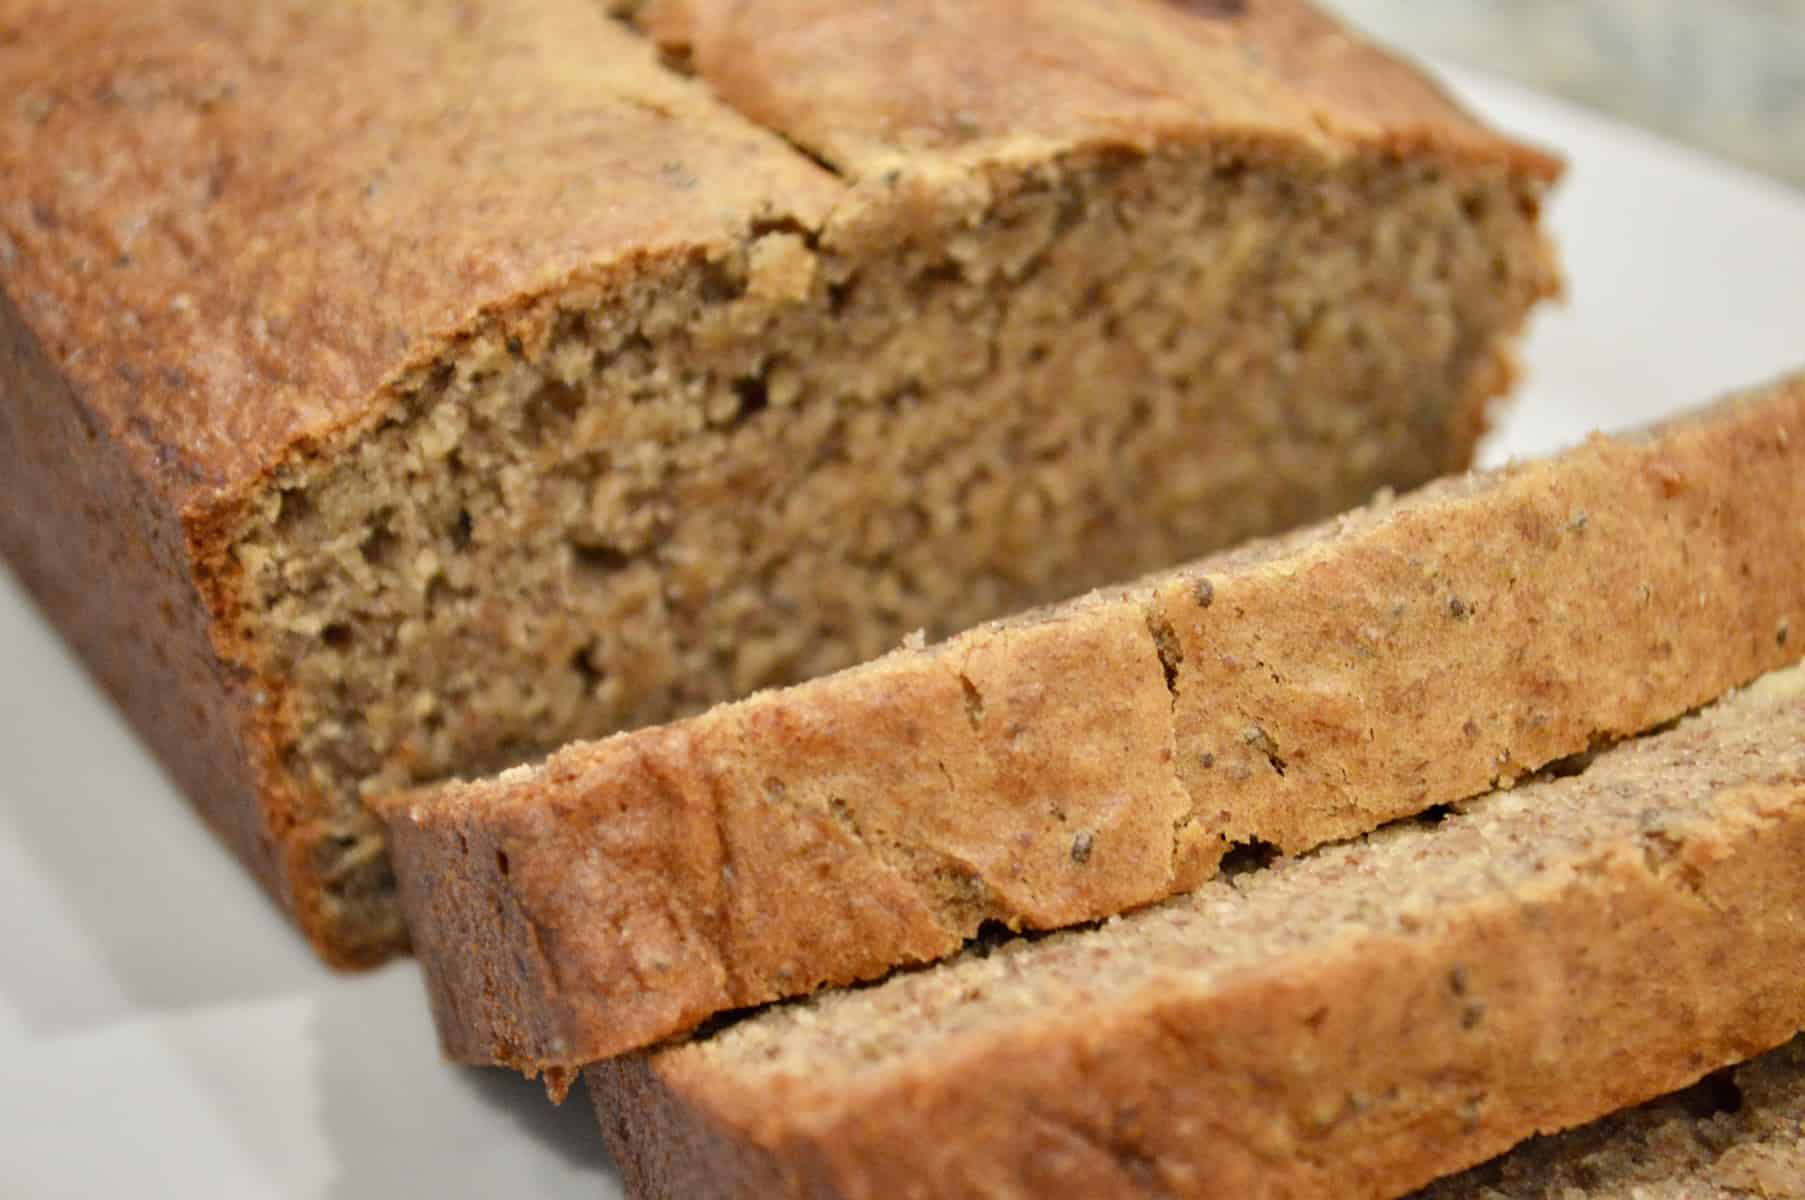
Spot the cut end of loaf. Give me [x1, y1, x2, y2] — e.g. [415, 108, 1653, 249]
[231, 136, 1557, 962]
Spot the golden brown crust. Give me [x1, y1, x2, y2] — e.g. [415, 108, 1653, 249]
[636, 0, 1563, 181]
[589, 671, 1805, 1199]
[389, 378, 1805, 1067]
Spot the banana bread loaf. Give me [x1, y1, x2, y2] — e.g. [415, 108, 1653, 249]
[386, 378, 1805, 1075]
[0, 0, 1557, 966]
[1419, 1035, 1805, 1199]
[587, 663, 1805, 1199]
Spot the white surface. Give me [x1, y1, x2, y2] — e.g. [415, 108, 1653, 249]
[3, 69, 1803, 1200]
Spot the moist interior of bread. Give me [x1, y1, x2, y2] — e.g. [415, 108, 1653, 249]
[481, 458, 1512, 803]
[1416, 1035, 1805, 1198]
[230, 142, 1551, 952]
[670, 665, 1804, 1087]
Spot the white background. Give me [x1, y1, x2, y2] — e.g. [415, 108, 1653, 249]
[4, 71, 1804, 1199]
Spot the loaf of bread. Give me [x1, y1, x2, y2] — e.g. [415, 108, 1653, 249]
[1420, 1035, 1805, 1198]
[0, 0, 1558, 966]
[586, 663, 1805, 1199]
[386, 378, 1805, 1074]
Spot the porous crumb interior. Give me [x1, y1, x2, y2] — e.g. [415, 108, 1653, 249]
[231, 145, 1552, 955]
[676, 666, 1804, 1084]
[1415, 1035, 1805, 1198]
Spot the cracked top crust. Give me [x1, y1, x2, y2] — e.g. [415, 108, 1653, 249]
[637, 0, 1563, 180]
[0, 0, 837, 517]
[0, 0, 1554, 526]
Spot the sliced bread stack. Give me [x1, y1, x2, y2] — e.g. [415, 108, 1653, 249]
[387, 376, 1805, 1196]
[589, 662, 1805, 1197]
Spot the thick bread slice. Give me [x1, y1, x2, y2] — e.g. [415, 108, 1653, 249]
[588, 664, 1805, 1200]
[0, 0, 1556, 966]
[387, 378, 1805, 1073]
[1420, 1034, 1805, 1198]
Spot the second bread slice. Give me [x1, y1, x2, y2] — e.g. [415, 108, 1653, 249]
[386, 376, 1805, 1074]
[591, 664, 1805, 1199]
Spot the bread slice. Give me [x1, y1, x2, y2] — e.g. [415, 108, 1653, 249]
[386, 378, 1805, 1074]
[587, 663, 1805, 1199]
[1419, 1035, 1805, 1198]
[0, 0, 1557, 966]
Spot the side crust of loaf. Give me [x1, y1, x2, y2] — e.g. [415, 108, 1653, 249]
[388, 378, 1805, 1070]
[0, 285, 288, 899]
[586, 666, 1805, 1199]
